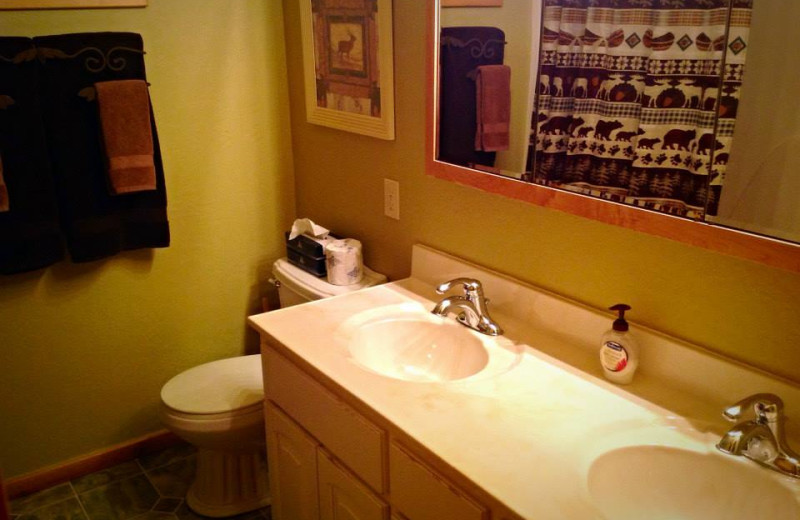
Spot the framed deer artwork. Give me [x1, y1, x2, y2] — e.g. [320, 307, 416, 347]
[298, 0, 395, 140]
[441, 0, 502, 6]
[0, 0, 146, 7]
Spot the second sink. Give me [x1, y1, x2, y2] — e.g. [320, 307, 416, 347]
[588, 444, 799, 520]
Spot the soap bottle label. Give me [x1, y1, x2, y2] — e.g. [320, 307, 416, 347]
[601, 341, 628, 372]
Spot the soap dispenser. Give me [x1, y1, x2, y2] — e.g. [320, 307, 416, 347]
[600, 304, 639, 384]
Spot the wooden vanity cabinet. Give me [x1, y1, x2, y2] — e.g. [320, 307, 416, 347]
[261, 344, 523, 520]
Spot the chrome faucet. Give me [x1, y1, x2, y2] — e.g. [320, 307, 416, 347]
[716, 393, 800, 478]
[431, 278, 503, 336]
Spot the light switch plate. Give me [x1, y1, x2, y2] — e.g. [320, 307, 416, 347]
[384, 179, 400, 220]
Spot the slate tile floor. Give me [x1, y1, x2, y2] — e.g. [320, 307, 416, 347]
[9, 444, 271, 520]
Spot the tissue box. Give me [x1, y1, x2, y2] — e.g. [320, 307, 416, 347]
[284, 232, 334, 277]
[284, 231, 332, 257]
[286, 244, 327, 277]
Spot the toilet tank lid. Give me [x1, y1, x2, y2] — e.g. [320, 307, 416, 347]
[273, 258, 387, 299]
[161, 354, 263, 415]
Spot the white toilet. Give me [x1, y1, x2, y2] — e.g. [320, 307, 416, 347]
[159, 258, 386, 517]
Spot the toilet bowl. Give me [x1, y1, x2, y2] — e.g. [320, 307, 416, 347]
[159, 257, 386, 517]
[160, 354, 268, 517]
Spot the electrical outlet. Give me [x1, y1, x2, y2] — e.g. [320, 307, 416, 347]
[384, 178, 400, 220]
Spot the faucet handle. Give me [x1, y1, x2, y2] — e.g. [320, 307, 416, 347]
[723, 393, 784, 423]
[436, 278, 484, 296]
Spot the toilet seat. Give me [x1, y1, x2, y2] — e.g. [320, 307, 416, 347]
[160, 401, 263, 427]
[161, 354, 263, 416]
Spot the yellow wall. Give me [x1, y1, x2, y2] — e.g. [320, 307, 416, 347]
[284, 1, 800, 383]
[0, 1, 295, 477]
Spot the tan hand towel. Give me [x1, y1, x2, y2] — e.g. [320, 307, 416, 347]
[0, 154, 8, 212]
[95, 79, 156, 194]
[475, 64, 511, 152]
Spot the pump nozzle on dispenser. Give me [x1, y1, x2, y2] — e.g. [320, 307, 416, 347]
[610, 303, 631, 331]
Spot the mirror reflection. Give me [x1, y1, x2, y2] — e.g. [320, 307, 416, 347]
[439, 4, 536, 177]
[436, 0, 800, 245]
[531, 0, 747, 220]
[709, 1, 800, 243]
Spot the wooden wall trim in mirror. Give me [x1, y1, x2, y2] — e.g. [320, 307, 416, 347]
[425, 0, 800, 273]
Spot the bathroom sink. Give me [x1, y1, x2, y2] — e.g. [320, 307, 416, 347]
[347, 317, 489, 382]
[587, 445, 800, 520]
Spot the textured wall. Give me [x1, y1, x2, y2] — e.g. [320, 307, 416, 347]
[0, 0, 295, 477]
[284, 1, 800, 383]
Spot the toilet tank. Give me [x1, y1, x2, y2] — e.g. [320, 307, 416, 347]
[272, 258, 387, 308]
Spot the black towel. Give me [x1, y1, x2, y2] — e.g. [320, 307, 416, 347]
[34, 32, 169, 263]
[439, 27, 505, 169]
[0, 37, 65, 275]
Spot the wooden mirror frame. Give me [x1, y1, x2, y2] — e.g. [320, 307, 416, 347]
[424, 0, 800, 273]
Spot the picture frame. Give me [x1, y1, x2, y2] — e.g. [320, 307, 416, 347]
[0, 0, 146, 8]
[441, 0, 502, 6]
[298, 0, 395, 140]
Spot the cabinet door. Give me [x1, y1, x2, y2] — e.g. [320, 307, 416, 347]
[389, 442, 487, 520]
[318, 449, 388, 520]
[265, 401, 320, 520]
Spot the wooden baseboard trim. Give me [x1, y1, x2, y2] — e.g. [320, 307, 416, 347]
[6, 430, 181, 499]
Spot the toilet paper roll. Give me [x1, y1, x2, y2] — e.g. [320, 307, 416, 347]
[325, 239, 364, 286]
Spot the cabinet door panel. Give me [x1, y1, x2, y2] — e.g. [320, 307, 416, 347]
[318, 449, 388, 520]
[389, 442, 487, 520]
[265, 401, 320, 520]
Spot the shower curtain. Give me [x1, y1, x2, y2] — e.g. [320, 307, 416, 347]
[531, 0, 752, 218]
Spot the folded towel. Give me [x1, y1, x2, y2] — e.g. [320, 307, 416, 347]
[95, 79, 156, 194]
[0, 154, 8, 212]
[475, 64, 511, 152]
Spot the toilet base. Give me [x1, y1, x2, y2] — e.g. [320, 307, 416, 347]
[186, 447, 271, 517]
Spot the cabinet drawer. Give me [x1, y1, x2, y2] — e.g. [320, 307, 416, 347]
[389, 442, 487, 520]
[264, 347, 386, 492]
[318, 449, 389, 520]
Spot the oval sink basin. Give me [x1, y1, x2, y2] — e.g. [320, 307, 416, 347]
[588, 445, 799, 520]
[348, 318, 489, 382]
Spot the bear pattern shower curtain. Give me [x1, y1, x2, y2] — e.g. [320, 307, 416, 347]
[531, 0, 752, 218]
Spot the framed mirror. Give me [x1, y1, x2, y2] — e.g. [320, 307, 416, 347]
[426, 0, 800, 273]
